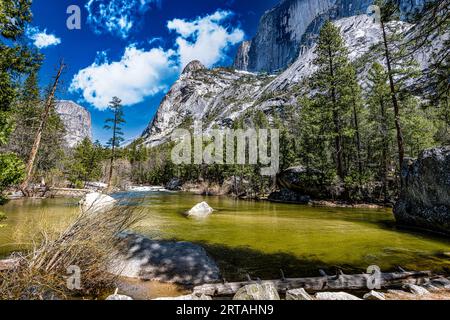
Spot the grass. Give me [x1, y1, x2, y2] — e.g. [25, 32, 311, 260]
[0, 203, 143, 300]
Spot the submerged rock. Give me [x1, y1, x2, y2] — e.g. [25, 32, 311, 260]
[110, 233, 220, 285]
[187, 202, 214, 218]
[315, 292, 361, 300]
[285, 288, 314, 300]
[394, 146, 450, 235]
[233, 283, 280, 300]
[79, 192, 116, 214]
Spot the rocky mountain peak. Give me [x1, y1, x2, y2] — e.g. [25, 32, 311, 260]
[182, 60, 206, 75]
[55, 100, 92, 148]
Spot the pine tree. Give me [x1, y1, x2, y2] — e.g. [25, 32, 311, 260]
[372, 0, 421, 172]
[0, 0, 41, 200]
[68, 138, 103, 188]
[307, 21, 363, 184]
[104, 97, 126, 187]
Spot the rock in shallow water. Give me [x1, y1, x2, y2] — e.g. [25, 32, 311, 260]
[187, 202, 214, 218]
[109, 233, 220, 285]
[394, 146, 450, 235]
[79, 192, 116, 214]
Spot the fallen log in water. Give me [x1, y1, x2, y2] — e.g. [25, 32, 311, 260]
[193, 271, 433, 296]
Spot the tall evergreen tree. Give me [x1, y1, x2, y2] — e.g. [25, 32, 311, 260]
[372, 0, 421, 171]
[68, 138, 103, 188]
[306, 21, 363, 184]
[104, 97, 126, 187]
[0, 0, 41, 201]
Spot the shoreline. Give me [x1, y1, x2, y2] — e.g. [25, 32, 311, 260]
[4, 186, 392, 210]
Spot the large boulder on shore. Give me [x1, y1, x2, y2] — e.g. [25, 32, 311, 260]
[79, 192, 116, 214]
[394, 146, 450, 235]
[268, 189, 310, 204]
[109, 233, 220, 285]
[165, 178, 182, 191]
[277, 166, 326, 199]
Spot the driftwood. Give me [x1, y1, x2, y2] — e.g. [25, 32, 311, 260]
[193, 271, 433, 296]
[0, 258, 20, 271]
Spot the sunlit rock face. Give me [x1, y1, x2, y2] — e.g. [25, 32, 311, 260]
[55, 100, 92, 148]
[234, 0, 373, 73]
[233, 0, 434, 73]
[141, 1, 442, 148]
[394, 147, 450, 235]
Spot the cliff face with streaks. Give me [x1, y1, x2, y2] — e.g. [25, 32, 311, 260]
[55, 100, 92, 148]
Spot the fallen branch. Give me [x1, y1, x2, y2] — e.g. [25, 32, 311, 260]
[0, 258, 20, 271]
[193, 271, 433, 296]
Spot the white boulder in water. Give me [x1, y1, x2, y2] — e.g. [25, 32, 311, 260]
[79, 192, 117, 214]
[187, 202, 214, 218]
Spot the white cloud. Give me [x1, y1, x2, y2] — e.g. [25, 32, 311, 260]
[70, 45, 178, 110]
[167, 10, 244, 68]
[71, 10, 245, 110]
[26, 27, 61, 49]
[86, 0, 161, 39]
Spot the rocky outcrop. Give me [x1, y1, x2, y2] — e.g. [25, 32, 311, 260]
[268, 189, 311, 204]
[233, 40, 252, 70]
[166, 178, 182, 191]
[182, 60, 206, 74]
[234, 0, 434, 73]
[55, 100, 92, 148]
[109, 233, 220, 285]
[277, 166, 325, 198]
[234, 0, 372, 73]
[394, 147, 450, 235]
[142, 11, 443, 148]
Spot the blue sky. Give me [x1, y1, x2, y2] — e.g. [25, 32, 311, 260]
[29, 0, 280, 144]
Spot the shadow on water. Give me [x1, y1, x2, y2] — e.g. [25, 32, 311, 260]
[165, 238, 450, 282]
[168, 239, 363, 282]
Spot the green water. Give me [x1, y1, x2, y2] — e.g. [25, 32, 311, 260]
[1, 192, 450, 280]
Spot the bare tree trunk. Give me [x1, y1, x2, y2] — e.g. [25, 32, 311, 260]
[20, 62, 65, 196]
[381, 21, 405, 177]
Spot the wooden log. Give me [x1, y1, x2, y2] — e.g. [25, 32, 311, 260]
[0, 258, 20, 271]
[193, 271, 432, 296]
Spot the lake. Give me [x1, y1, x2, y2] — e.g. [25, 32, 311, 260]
[2, 192, 450, 282]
